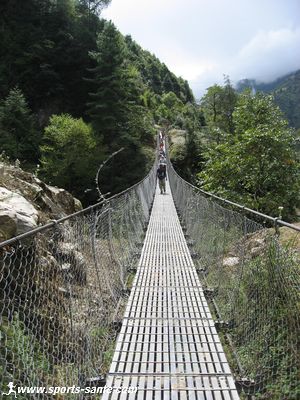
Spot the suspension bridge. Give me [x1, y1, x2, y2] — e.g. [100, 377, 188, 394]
[0, 138, 299, 399]
[103, 178, 239, 399]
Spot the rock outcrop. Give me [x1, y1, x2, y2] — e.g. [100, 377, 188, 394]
[0, 187, 39, 241]
[0, 162, 82, 241]
[222, 225, 300, 268]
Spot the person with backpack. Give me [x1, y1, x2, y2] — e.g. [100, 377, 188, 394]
[157, 163, 167, 194]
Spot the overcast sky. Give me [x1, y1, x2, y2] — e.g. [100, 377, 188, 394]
[102, 0, 300, 98]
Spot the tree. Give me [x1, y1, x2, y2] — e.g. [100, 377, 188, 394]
[162, 73, 174, 93]
[170, 102, 204, 182]
[221, 76, 237, 134]
[178, 78, 195, 103]
[199, 91, 300, 220]
[0, 87, 39, 166]
[87, 21, 133, 146]
[87, 21, 155, 194]
[155, 92, 184, 124]
[79, 0, 111, 16]
[40, 114, 99, 198]
[200, 84, 225, 144]
[0, 0, 105, 124]
[200, 78, 238, 144]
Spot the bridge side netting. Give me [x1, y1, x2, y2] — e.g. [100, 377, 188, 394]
[0, 165, 156, 394]
[168, 163, 300, 400]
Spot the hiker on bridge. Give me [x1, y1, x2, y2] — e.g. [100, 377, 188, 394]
[159, 154, 166, 164]
[157, 163, 167, 194]
[159, 140, 164, 150]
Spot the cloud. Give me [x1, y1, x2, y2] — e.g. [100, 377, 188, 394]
[102, 0, 300, 98]
[189, 27, 300, 97]
[234, 27, 300, 82]
[172, 60, 217, 82]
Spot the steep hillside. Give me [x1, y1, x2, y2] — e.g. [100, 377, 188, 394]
[124, 35, 194, 103]
[272, 70, 300, 129]
[0, 1, 194, 126]
[236, 70, 300, 128]
[0, 1, 196, 205]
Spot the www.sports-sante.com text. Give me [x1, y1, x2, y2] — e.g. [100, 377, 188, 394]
[3, 384, 138, 396]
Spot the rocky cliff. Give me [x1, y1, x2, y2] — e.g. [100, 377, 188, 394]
[0, 161, 82, 242]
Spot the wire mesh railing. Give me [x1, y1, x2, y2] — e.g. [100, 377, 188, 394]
[168, 162, 300, 400]
[0, 164, 156, 397]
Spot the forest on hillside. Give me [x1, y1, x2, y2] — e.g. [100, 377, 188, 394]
[236, 69, 300, 129]
[0, 0, 196, 204]
[0, 0, 299, 220]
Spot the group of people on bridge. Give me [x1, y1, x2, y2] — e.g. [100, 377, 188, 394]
[157, 131, 167, 195]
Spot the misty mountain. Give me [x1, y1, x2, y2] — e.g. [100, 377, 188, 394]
[236, 70, 300, 129]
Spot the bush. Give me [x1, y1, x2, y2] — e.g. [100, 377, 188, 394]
[40, 114, 101, 198]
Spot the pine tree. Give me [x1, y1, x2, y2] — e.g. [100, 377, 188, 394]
[86, 21, 153, 193]
[0, 87, 39, 166]
[87, 21, 131, 147]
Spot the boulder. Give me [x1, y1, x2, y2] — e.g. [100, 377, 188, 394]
[58, 287, 72, 298]
[246, 236, 267, 259]
[74, 197, 83, 212]
[14, 177, 43, 200]
[0, 210, 17, 242]
[223, 256, 240, 267]
[54, 242, 87, 284]
[251, 246, 264, 258]
[36, 192, 62, 216]
[39, 254, 60, 272]
[0, 163, 83, 241]
[0, 187, 39, 240]
[46, 185, 78, 215]
[57, 242, 77, 257]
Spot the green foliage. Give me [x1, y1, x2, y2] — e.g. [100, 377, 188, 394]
[124, 35, 194, 103]
[273, 70, 300, 129]
[0, 87, 39, 167]
[170, 103, 205, 182]
[155, 92, 184, 123]
[79, 0, 111, 16]
[200, 77, 238, 143]
[89, 325, 117, 373]
[0, 0, 194, 200]
[0, 314, 51, 396]
[199, 91, 300, 220]
[86, 21, 156, 195]
[40, 114, 99, 197]
[87, 22, 139, 145]
[0, 0, 107, 122]
[237, 69, 300, 129]
[168, 99, 205, 181]
[233, 240, 300, 399]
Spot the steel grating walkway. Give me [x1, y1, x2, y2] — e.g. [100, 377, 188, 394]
[103, 179, 240, 400]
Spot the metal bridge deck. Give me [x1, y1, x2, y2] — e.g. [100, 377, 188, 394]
[103, 180, 240, 399]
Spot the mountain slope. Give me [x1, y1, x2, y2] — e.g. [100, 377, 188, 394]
[272, 70, 300, 129]
[236, 70, 300, 129]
